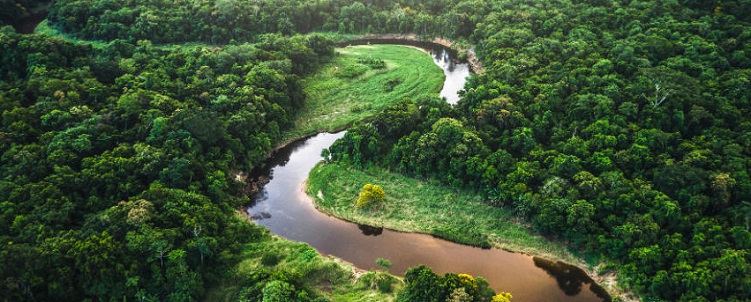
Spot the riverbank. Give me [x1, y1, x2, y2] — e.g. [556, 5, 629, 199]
[333, 33, 484, 74]
[204, 217, 401, 302]
[306, 162, 628, 300]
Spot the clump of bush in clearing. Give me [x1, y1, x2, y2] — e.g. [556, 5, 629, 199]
[356, 183, 385, 207]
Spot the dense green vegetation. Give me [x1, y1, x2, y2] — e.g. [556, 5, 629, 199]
[288, 44, 443, 140]
[0, 26, 343, 300]
[397, 266, 507, 302]
[0, 0, 49, 27]
[2, 0, 751, 301]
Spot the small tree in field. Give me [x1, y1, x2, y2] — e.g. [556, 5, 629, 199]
[356, 184, 385, 207]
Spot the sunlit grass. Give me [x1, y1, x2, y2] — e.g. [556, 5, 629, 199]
[307, 163, 586, 266]
[285, 44, 444, 141]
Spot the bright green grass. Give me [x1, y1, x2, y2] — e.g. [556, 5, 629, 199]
[307, 163, 587, 267]
[285, 44, 444, 141]
[204, 225, 400, 302]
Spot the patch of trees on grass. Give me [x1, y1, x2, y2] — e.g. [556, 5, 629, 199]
[321, 0, 751, 301]
[0, 28, 334, 301]
[398, 265, 509, 302]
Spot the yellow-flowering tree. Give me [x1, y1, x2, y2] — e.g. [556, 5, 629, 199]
[356, 184, 385, 207]
[491, 292, 513, 302]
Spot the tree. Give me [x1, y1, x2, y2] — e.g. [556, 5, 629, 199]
[491, 292, 513, 302]
[356, 184, 385, 207]
[261, 280, 296, 302]
[447, 287, 472, 302]
[398, 265, 445, 302]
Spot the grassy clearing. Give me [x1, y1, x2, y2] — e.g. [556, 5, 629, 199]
[204, 224, 400, 302]
[307, 163, 587, 267]
[285, 44, 444, 141]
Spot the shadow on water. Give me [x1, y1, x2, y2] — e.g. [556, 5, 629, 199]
[358, 224, 383, 236]
[533, 257, 612, 302]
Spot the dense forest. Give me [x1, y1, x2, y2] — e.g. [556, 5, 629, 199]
[0, 23, 340, 300]
[1, 0, 750, 301]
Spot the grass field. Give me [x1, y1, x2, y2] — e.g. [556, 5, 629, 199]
[284, 44, 444, 141]
[307, 163, 588, 267]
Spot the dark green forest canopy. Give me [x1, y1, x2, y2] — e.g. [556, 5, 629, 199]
[0, 26, 337, 301]
[0, 0, 50, 26]
[1, 0, 751, 301]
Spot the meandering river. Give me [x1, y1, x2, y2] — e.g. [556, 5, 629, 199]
[247, 44, 610, 302]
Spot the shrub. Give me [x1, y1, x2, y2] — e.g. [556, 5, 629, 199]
[356, 183, 385, 207]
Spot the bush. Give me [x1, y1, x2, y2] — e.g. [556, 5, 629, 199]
[357, 57, 386, 69]
[432, 226, 491, 248]
[356, 184, 385, 207]
[337, 64, 368, 78]
[377, 276, 393, 293]
[261, 253, 281, 266]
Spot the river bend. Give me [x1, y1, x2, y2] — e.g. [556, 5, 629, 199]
[247, 44, 609, 302]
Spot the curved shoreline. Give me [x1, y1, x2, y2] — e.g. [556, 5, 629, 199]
[303, 166, 628, 301]
[337, 33, 484, 74]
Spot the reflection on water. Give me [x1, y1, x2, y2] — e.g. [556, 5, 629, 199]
[358, 224, 384, 236]
[249, 211, 271, 220]
[426, 47, 471, 105]
[533, 257, 612, 302]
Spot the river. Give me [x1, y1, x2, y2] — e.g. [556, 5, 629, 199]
[247, 44, 610, 302]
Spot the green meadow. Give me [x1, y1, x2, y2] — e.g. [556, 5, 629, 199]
[285, 44, 444, 141]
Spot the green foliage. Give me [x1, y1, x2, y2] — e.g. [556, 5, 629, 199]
[336, 63, 369, 79]
[357, 57, 386, 69]
[261, 253, 281, 267]
[0, 28, 336, 301]
[45, 0, 486, 44]
[398, 266, 496, 302]
[375, 257, 392, 271]
[262, 280, 297, 302]
[432, 226, 491, 249]
[6, 0, 751, 301]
